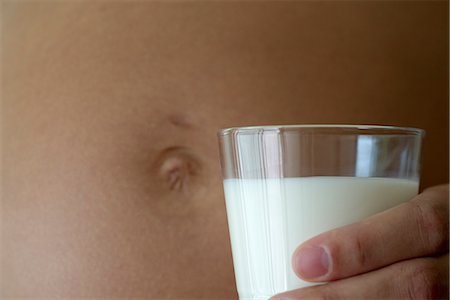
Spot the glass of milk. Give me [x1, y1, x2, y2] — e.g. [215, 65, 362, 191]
[217, 125, 424, 300]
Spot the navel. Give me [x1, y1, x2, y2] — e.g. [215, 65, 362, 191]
[154, 146, 202, 194]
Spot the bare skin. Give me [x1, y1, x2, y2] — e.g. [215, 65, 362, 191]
[273, 185, 449, 299]
[2, 1, 448, 299]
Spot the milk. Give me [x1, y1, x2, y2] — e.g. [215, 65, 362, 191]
[223, 176, 418, 300]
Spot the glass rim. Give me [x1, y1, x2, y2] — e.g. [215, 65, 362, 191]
[218, 124, 425, 137]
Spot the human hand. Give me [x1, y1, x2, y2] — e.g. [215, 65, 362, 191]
[272, 184, 449, 300]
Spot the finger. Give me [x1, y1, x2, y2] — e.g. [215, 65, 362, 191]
[292, 184, 449, 281]
[272, 254, 449, 300]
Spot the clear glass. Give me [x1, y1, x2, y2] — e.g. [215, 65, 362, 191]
[217, 124, 424, 300]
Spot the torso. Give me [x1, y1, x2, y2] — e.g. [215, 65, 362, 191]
[3, 2, 448, 298]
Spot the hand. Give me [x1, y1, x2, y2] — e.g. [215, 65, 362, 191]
[272, 184, 449, 300]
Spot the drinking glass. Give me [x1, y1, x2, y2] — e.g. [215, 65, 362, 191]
[217, 125, 424, 300]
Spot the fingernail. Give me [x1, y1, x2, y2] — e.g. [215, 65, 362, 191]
[295, 246, 330, 279]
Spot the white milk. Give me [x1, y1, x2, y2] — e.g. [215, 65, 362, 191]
[223, 176, 418, 300]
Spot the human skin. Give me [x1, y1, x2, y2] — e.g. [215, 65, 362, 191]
[2, 1, 448, 299]
[273, 185, 449, 299]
